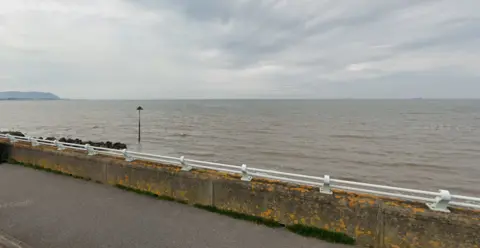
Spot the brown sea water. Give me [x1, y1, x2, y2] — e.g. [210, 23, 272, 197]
[1, 99, 479, 195]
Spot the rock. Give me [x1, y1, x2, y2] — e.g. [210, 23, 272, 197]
[3, 130, 128, 150]
[61, 138, 128, 150]
[113, 142, 127, 150]
[0, 131, 25, 137]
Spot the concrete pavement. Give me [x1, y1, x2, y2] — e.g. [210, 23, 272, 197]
[0, 229, 30, 248]
[0, 164, 348, 248]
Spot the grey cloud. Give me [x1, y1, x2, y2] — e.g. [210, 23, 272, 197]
[131, 0, 438, 69]
[393, 18, 480, 52]
[1, 0, 480, 99]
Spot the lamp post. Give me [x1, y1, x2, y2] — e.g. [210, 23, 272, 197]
[137, 106, 143, 143]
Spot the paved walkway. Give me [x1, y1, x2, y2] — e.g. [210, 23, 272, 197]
[0, 164, 348, 248]
[0, 229, 31, 248]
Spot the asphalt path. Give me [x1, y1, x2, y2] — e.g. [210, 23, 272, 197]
[0, 164, 348, 248]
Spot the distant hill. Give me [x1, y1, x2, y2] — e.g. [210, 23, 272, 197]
[0, 91, 60, 100]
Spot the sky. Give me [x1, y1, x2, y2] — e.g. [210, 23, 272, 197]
[0, 0, 480, 99]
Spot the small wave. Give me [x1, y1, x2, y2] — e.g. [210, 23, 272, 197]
[329, 134, 373, 140]
[385, 162, 451, 171]
[256, 150, 312, 158]
[402, 112, 441, 115]
[461, 148, 480, 153]
[326, 147, 349, 152]
[171, 133, 189, 137]
[257, 150, 288, 156]
[179, 151, 216, 157]
[352, 150, 387, 156]
[247, 129, 275, 134]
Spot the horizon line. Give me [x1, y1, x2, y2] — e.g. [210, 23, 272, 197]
[61, 97, 480, 100]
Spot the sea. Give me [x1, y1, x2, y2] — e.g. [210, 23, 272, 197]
[1, 99, 479, 195]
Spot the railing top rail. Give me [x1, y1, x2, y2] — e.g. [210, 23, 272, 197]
[330, 179, 441, 196]
[129, 150, 181, 161]
[451, 195, 480, 202]
[183, 158, 246, 170]
[0, 133, 479, 212]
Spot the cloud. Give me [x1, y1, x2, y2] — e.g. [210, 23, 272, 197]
[0, 0, 479, 99]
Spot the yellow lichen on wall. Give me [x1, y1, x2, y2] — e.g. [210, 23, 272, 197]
[261, 209, 274, 218]
[355, 225, 372, 238]
[428, 240, 442, 248]
[290, 187, 309, 193]
[328, 220, 348, 233]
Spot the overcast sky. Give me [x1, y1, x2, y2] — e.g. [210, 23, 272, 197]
[1, 0, 479, 99]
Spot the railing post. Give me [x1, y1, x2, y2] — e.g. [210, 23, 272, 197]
[122, 149, 135, 162]
[241, 164, 252, 181]
[320, 175, 333, 194]
[85, 144, 97, 156]
[427, 190, 451, 212]
[6, 134, 16, 144]
[29, 137, 40, 147]
[54, 140, 65, 151]
[179, 156, 192, 171]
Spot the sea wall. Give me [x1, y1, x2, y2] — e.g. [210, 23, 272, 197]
[0, 139, 479, 248]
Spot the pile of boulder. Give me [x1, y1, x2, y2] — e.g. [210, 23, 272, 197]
[57, 137, 127, 150]
[1, 131, 127, 150]
[0, 131, 25, 137]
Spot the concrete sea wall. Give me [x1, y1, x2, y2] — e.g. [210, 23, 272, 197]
[1, 140, 479, 248]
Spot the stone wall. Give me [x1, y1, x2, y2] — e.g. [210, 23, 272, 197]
[0, 142, 10, 162]
[1, 139, 479, 248]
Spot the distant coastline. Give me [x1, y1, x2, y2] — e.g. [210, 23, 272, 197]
[0, 98, 61, 101]
[0, 91, 60, 100]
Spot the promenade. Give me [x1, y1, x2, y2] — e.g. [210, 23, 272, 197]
[0, 164, 346, 248]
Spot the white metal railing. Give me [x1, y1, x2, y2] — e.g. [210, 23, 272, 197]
[1, 133, 479, 213]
